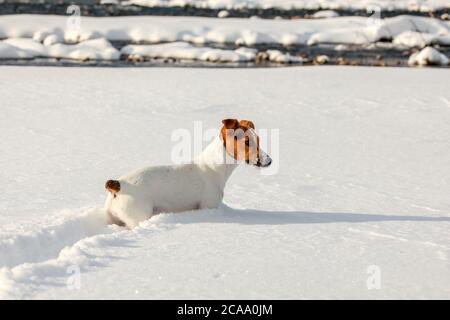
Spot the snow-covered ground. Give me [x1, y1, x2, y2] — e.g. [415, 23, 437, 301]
[1, 66, 449, 299]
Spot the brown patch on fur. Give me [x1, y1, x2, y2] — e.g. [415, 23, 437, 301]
[239, 120, 255, 129]
[220, 118, 260, 163]
[105, 180, 121, 196]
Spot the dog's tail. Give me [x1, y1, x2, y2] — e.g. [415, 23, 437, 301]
[105, 180, 121, 194]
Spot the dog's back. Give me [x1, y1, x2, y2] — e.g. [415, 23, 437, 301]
[105, 164, 213, 227]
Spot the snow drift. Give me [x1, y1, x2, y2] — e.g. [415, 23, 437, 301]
[0, 37, 120, 61]
[121, 42, 257, 62]
[0, 14, 448, 47]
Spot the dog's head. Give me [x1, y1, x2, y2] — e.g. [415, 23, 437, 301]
[220, 119, 272, 167]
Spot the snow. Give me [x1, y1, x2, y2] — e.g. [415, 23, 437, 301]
[393, 31, 435, 48]
[264, 49, 302, 63]
[121, 42, 257, 62]
[120, 42, 301, 63]
[393, 30, 450, 48]
[120, 0, 450, 11]
[314, 54, 330, 64]
[312, 10, 340, 18]
[408, 46, 449, 65]
[1, 66, 450, 299]
[306, 15, 450, 46]
[0, 42, 32, 59]
[0, 38, 120, 61]
[0, 14, 448, 47]
[217, 10, 230, 18]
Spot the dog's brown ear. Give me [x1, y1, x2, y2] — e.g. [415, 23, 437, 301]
[222, 119, 239, 129]
[105, 180, 121, 193]
[239, 120, 255, 129]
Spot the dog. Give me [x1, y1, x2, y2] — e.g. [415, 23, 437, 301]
[104, 119, 272, 228]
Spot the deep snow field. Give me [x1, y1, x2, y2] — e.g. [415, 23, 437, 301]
[0, 66, 449, 299]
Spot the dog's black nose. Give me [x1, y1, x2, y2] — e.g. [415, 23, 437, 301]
[256, 156, 272, 167]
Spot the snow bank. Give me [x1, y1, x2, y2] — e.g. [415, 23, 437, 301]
[306, 15, 450, 46]
[122, 41, 257, 62]
[121, 41, 303, 63]
[0, 37, 120, 61]
[393, 30, 450, 47]
[120, 0, 450, 11]
[0, 42, 32, 59]
[0, 14, 448, 47]
[408, 46, 449, 65]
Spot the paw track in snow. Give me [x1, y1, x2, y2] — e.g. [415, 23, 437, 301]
[1, 206, 450, 299]
[0, 208, 115, 299]
[0, 208, 110, 269]
[0, 207, 178, 299]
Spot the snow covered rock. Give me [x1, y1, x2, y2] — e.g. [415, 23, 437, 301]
[2, 38, 47, 57]
[408, 46, 449, 66]
[393, 31, 450, 48]
[49, 38, 120, 61]
[312, 10, 340, 19]
[315, 54, 330, 64]
[0, 37, 120, 61]
[393, 31, 432, 48]
[43, 34, 63, 46]
[121, 42, 257, 62]
[217, 10, 230, 18]
[255, 50, 303, 64]
[265, 50, 302, 63]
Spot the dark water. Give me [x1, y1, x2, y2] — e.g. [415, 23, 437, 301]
[2, 43, 449, 68]
[0, 2, 448, 18]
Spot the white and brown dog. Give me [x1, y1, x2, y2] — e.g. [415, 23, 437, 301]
[104, 119, 272, 228]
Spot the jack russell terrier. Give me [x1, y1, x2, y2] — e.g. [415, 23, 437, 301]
[104, 119, 272, 228]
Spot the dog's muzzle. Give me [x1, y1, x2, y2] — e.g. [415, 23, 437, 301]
[256, 155, 272, 167]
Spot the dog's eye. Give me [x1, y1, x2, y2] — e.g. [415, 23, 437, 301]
[245, 140, 250, 146]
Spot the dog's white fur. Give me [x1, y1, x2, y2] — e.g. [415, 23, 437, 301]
[104, 128, 271, 228]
